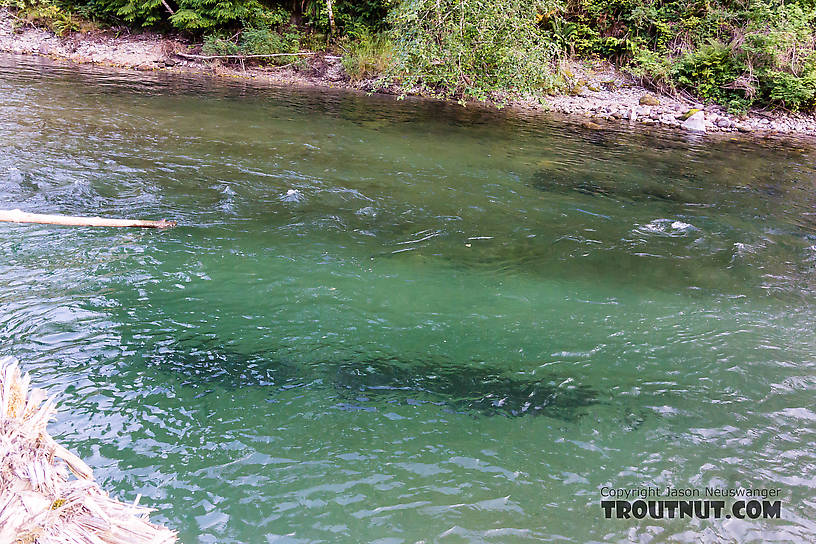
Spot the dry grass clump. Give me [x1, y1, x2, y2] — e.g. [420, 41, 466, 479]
[0, 356, 177, 544]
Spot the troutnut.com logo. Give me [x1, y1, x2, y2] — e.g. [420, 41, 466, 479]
[600, 486, 782, 520]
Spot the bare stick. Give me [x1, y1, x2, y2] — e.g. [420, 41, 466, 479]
[326, 0, 336, 37]
[175, 52, 316, 60]
[0, 209, 176, 229]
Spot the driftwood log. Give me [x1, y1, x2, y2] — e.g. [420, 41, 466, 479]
[175, 52, 316, 60]
[0, 209, 176, 229]
[0, 356, 177, 543]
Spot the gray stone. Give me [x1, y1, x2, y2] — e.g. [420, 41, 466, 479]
[639, 94, 660, 106]
[715, 117, 732, 128]
[682, 111, 706, 133]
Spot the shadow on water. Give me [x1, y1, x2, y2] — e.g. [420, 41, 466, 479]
[528, 135, 816, 218]
[331, 356, 597, 418]
[147, 343, 598, 419]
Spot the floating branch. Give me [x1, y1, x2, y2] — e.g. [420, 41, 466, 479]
[0, 209, 177, 229]
[0, 356, 177, 544]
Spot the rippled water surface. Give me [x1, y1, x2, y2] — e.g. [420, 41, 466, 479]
[2, 54, 815, 543]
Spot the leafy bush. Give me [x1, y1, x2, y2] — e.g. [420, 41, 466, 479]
[340, 26, 392, 80]
[86, 0, 265, 30]
[628, 47, 673, 87]
[673, 41, 744, 104]
[202, 33, 240, 56]
[555, 0, 816, 111]
[301, 0, 393, 33]
[240, 25, 299, 55]
[386, 0, 560, 102]
[2, 0, 84, 35]
[759, 68, 816, 111]
[202, 24, 301, 64]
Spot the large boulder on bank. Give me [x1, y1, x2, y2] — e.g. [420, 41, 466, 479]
[682, 111, 706, 133]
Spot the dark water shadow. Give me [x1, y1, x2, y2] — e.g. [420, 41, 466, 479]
[146, 343, 598, 419]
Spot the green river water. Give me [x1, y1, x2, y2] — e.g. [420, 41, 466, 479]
[1, 54, 815, 543]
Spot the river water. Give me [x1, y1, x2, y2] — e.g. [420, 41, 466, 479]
[1, 54, 815, 543]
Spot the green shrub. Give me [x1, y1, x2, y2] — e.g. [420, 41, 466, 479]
[552, 0, 816, 111]
[202, 25, 301, 64]
[2, 0, 83, 36]
[87, 0, 266, 30]
[386, 0, 560, 102]
[759, 68, 816, 111]
[627, 46, 674, 88]
[672, 41, 745, 104]
[202, 33, 240, 56]
[240, 25, 300, 55]
[301, 0, 393, 33]
[340, 26, 393, 80]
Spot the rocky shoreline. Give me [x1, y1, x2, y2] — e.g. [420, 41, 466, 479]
[537, 67, 816, 137]
[3, 9, 816, 140]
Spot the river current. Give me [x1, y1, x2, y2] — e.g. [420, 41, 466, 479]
[1, 54, 815, 543]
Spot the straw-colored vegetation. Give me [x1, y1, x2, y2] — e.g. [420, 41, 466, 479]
[0, 356, 176, 544]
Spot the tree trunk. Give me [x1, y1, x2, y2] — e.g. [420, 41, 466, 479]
[326, 0, 336, 36]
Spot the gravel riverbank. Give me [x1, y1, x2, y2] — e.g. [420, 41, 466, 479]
[4, 9, 816, 140]
[536, 65, 816, 137]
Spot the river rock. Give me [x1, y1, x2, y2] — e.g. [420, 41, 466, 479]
[581, 121, 603, 130]
[639, 94, 660, 106]
[680, 108, 701, 120]
[715, 117, 733, 128]
[682, 111, 706, 133]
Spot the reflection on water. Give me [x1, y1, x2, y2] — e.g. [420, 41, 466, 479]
[1, 53, 816, 543]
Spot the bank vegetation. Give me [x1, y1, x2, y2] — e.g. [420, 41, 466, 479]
[3, 0, 816, 113]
